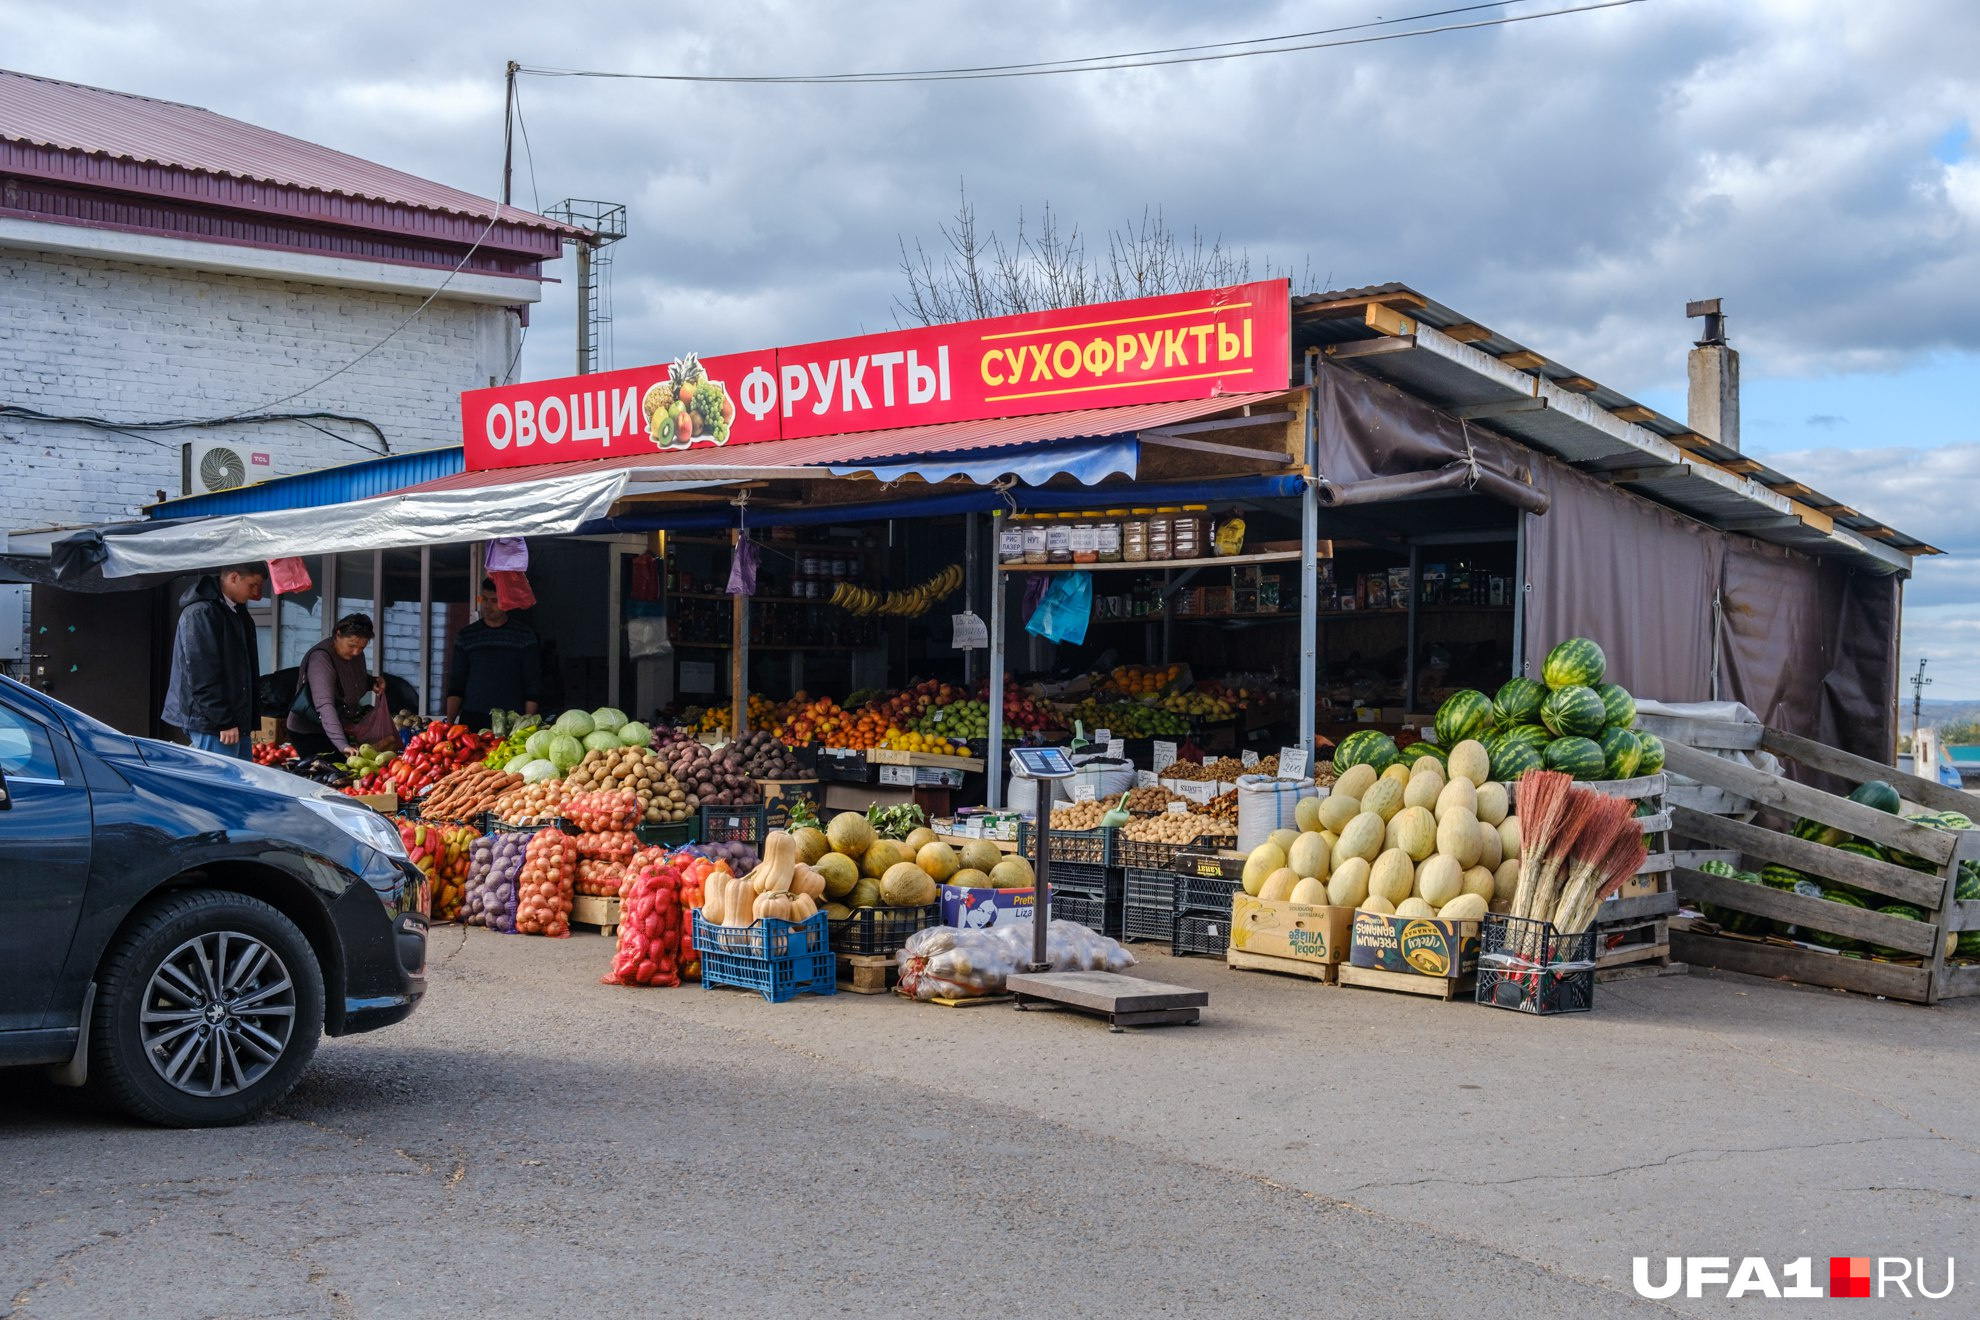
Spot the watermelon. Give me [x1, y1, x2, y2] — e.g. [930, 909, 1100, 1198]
[1493, 677, 1548, 727]
[1543, 736, 1606, 780]
[1804, 889, 1867, 949]
[1837, 841, 1886, 863]
[1333, 730, 1399, 774]
[1434, 690, 1496, 747]
[1848, 780, 1901, 815]
[1957, 930, 1980, 960]
[1596, 727, 1642, 780]
[1540, 685, 1607, 739]
[1956, 862, 1980, 902]
[1488, 737, 1544, 784]
[1870, 903, 1926, 958]
[1634, 731, 1666, 775]
[1501, 722, 1552, 751]
[1793, 816, 1851, 849]
[1542, 637, 1607, 690]
[1759, 864, 1812, 890]
[1594, 682, 1637, 730]
[1400, 741, 1448, 767]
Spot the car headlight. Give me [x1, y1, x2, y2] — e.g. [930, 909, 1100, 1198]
[301, 796, 408, 861]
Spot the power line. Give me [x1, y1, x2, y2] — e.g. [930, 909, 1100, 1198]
[512, 79, 542, 212]
[519, 0, 1645, 86]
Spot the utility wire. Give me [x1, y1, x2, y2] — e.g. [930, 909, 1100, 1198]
[519, 0, 1644, 85]
[512, 79, 542, 212]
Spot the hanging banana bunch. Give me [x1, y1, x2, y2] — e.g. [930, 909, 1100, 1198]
[829, 562, 964, 617]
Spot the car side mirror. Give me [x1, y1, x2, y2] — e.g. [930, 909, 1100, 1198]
[0, 765, 10, 811]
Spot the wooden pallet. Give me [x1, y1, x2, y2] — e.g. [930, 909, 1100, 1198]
[570, 894, 621, 937]
[1594, 916, 1671, 975]
[836, 952, 899, 995]
[1225, 948, 1336, 984]
[1336, 964, 1476, 1000]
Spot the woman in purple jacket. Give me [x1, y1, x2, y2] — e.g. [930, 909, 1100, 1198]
[287, 613, 387, 757]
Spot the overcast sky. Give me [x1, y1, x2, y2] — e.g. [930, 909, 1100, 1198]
[12, 0, 1980, 693]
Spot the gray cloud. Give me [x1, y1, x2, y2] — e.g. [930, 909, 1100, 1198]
[1805, 414, 1847, 428]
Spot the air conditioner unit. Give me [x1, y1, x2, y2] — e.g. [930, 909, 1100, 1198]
[182, 440, 284, 496]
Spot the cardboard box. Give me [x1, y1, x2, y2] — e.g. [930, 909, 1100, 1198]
[940, 884, 1035, 929]
[1349, 910, 1480, 978]
[1229, 894, 1353, 963]
[255, 715, 283, 746]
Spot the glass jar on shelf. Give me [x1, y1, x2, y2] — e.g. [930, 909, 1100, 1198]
[998, 515, 1027, 565]
[1022, 515, 1050, 565]
[1172, 505, 1209, 560]
[1148, 507, 1180, 561]
[1123, 509, 1152, 563]
[1097, 510, 1125, 563]
[1046, 513, 1075, 564]
[1070, 516, 1099, 564]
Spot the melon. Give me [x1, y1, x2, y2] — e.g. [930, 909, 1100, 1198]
[1438, 892, 1488, 922]
[1334, 764, 1380, 801]
[1416, 854, 1464, 907]
[1542, 636, 1607, 689]
[1286, 832, 1331, 881]
[1494, 859, 1520, 902]
[1334, 812, 1386, 864]
[1475, 819, 1504, 871]
[959, 839, 1003, 874]
[881, 861, 939, 906]
[1461, 865, 1497, 902]
[1260, 869, 1300, 903]
[1434, 778, 1478, 823]
[1362, 777, 1406, 822]
[904, 826, 939, 852]
[847, 878, 882, 908]
[827, 812, 877, 857]
[1320, 830, 1339, 854]
[792, 826, 830, 865]
[950, 868, 991, 890]
[1435, 689, 1496, 747]
[1498, 816, 1522, 860]
[1359, 894, 1396, 915]
[1395, 896, 1436, 919]
[1381, 762, 1413, 789]
[1333, 729, 1400, 775]
[1318, 794, 1362, 833]
[1369, 849, 1415, 905]
[1268, 828, 1302, 856]
[1289, 876, 1328, 906]
[1241, 847, 1281, 897]
[815, 851, 860, 900]
[1294, 796, 1324, 833]
[1436, 810, 1483, 868]
[862, 839, 906, 878]
[1446, 740, 1491, 788]
[1328, 857, 1372, 907]
[1475, 782, 1510, 827]
[1387, 806, 1438, 862]
[825, 902, 854, 922]
[1493, 676, 1548, 727]
[915, 841, 961, 882]
[1402, 773, 1444, 812]
[989, 857, 1035, 888]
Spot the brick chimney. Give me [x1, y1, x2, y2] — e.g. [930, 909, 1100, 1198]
[1686, 298, 1740, 451]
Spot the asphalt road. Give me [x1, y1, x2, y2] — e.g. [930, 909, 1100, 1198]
[5, 927, 1976, 1318]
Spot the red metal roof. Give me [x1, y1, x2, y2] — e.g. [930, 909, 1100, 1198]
[0, 68, 581, 237]
[398, 391, 1297, 495]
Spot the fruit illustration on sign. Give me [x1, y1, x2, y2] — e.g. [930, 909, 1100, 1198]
[643, 353, 737, 450]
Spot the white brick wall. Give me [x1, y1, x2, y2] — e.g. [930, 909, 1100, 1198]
[0, 247, 520, 530]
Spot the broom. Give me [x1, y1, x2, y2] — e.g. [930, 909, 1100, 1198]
[1509, 770, 1574, 924]
[1553, 813, 1649, 936]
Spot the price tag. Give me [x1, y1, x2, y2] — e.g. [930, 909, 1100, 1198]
[1176, 779, 1217, 805]
[1093, 728, 1111, 745]
[1152, 740, 1177, 774]
[1167, 801, 1191, 815]
[1135, 769, 1159, 787]
[1072, 782, 1096, 802]
[1279, 746, 1309, 780]
[950, 611, 989, 650]
[1106, 738, 1124, 759]
[1241, 750, 1259, 767]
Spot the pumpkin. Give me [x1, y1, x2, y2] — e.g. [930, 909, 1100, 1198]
[753, 890, 801, 922]
[789, 864, 826, 900]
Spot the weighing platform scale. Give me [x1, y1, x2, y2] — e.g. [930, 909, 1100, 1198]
[1005, 747, 1208, 1031]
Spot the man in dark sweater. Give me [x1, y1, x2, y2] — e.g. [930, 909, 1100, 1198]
[443, 578, 541, 729]
[160, 563, 265, 757]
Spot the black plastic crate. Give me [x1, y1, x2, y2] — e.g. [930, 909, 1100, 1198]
[1124, 867, 1175, 911]
[1177, 871, 1242, 915]
[1173, 910, 1232, 958]
[1116, 832, 1227, 872]
[1050, 890, 1122, 939]
[1019, 820, 1113, 867]
[815, 748, 873, 784]
[698, 805, 767, 847]
[1042, 860, 1114, 896]
[1123, 903, 1176, 944]
[1475, 913, 1597, 1016]
[829, 903, 940, 956]
[635, 820, 694, 849]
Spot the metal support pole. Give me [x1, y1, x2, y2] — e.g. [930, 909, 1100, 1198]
[963, 511, 979, 687]
[607, 548, 623, 710]
[1405, 544, 1420, 711]
[1031, 805, 1052, 972]
[730, 527, 749, 737]
[1512, 514, 1529, 678]
[1298, 351, 1320, 753]
[988, 515, 1007, 810]
[418, 545, 431, 715]
[575, 242, 592, 377]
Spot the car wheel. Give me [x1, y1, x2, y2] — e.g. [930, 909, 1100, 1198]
[90, 890, 325, 1127]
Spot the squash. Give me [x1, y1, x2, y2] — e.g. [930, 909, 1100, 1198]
[753, 890, 800, 922]
[747, 830, 800, 894]
[789, 864, 827, 901]
[790, 892, 819, 922]
[701, 872, 732, 926]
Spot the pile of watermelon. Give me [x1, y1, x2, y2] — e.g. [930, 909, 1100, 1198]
[1332, 636, 1660, 785]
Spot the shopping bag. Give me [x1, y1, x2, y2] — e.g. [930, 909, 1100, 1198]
[630, 553, 661, 601]
[727, 538, 759, 596]
[1024, 570, 1092, 645]
[486, 537, 530, 571]
[491, 570, 536, 610]
[350, 697, 399, 747]
[267, 557, 313, 595]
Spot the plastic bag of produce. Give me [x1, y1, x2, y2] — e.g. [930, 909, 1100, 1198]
[894, 920, 1135, 1000]
[515, 830, 576, 937]
[462, 831, 529, 933]
[603, 858, 684, 987]
[1235, 774, 1314, 853]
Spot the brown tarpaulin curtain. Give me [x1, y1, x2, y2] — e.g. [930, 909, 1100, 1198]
[1316, 359, 1532, 483]
[1520, 462, 1722, 704]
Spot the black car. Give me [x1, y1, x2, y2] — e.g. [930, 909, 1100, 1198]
[0, 675, 426, 1126]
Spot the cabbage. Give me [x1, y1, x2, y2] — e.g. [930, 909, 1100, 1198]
[506, 752, 537, 775]
[590, 706, 628, 733]
[524, 728, 556, 759]
[553, 709, 595, 738]
[583, 729, 621, 754]
[520, 759, 559, 783]
[548, 734, 586, 771]
[618, 721, 652, 747]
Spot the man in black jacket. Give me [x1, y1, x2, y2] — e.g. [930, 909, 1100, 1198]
[160, 563, 265, 757]
[443, 578, 541, 730]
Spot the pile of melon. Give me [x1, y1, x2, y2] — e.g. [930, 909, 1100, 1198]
[1242, 739, 1522, 923]
[792, 811, 1035, 919]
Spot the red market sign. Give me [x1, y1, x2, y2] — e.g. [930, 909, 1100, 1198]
[459, 279, 1290, 471]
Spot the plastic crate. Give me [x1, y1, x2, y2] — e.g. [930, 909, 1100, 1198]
[635, 820, 694, 849]
[1116, 832, 1228, 872]
[1050, 890, 1120, 938]
[1475, 914, 1597, 1016]
[1123, 903, 1176, 944]
[1042, 861, 1113, 896]
[1172, 910, 1232, 958]
[829, 904, 939, 957]
[692, 910, 836, 1003]
[1123, 867, 1176, 911]
[698, 805, 767, 847]
[1019, 820, 1113, 867]
[815, 749, 873, 784]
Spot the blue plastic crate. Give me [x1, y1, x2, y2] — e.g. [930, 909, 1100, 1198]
[692, 910, 836, 1003]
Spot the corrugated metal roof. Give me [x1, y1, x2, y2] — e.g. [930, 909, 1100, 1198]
[396, 392, 1298, 495]
[145, 445, 465, 518]
[0, 68, 583, 237]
